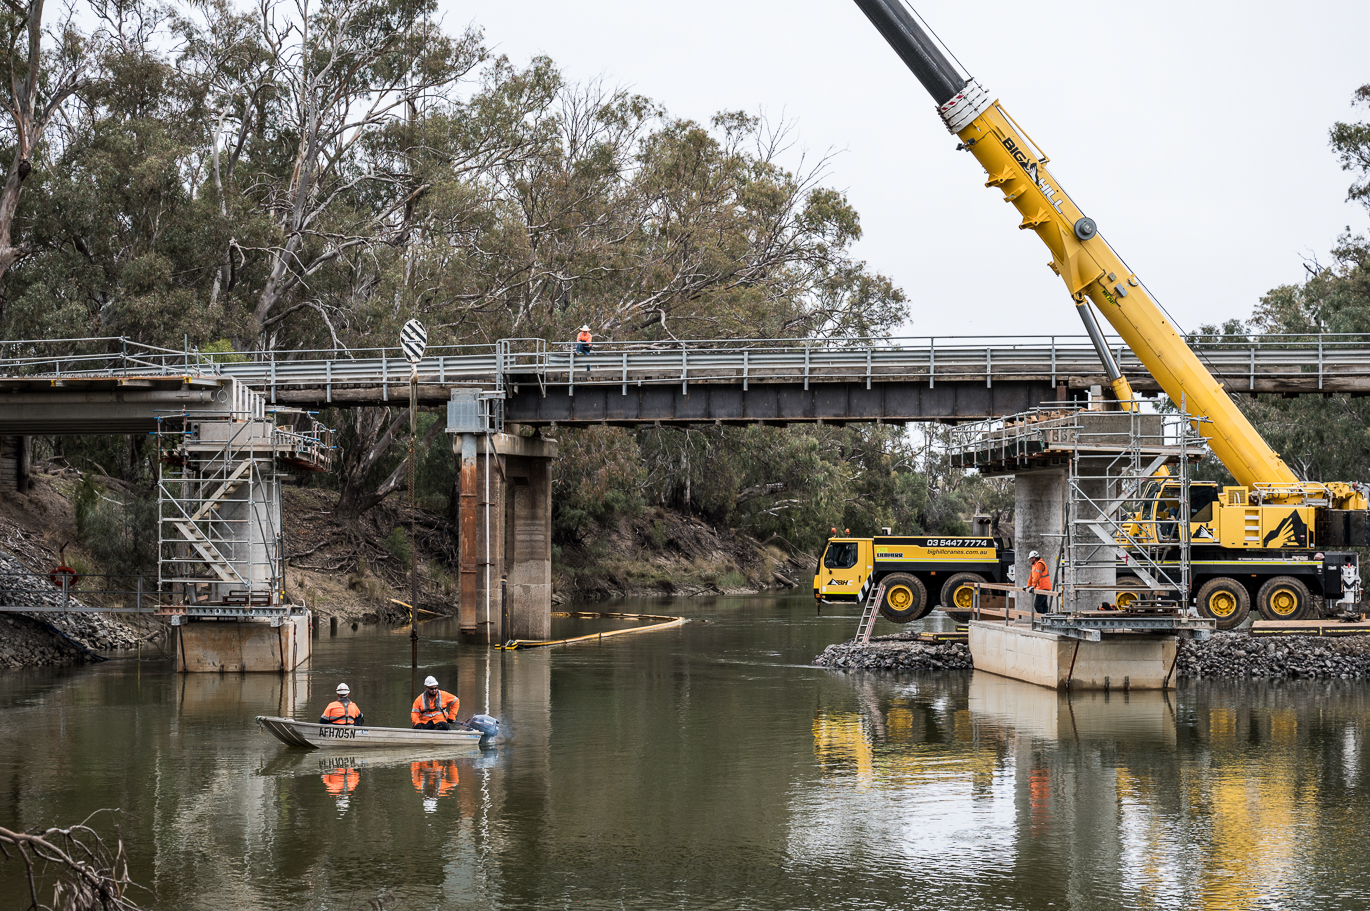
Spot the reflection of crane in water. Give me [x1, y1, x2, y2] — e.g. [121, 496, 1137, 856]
[1113, 690, 1329, 910]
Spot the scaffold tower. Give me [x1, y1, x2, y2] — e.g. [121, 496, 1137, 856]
[156, 380, 332, 615]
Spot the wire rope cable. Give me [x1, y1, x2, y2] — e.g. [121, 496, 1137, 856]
[899, 0, 973, 84]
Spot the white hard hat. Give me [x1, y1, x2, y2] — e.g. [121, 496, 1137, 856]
[1028, 550, 1041, 560]
[424, 675, 439, 687]
[336, 682, 349, 695]
[580, 324, 590, 331]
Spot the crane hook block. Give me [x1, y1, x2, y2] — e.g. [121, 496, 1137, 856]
[1073, 217, 1098, 241]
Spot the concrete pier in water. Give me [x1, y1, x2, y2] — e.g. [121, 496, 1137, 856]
[969, 621, 1178, 690]
[173, 613, 312, 673]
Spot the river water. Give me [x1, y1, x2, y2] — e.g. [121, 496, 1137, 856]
[2, 593, 1370, 910]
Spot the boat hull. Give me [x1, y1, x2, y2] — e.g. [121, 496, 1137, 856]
[256, 715, 485, 750]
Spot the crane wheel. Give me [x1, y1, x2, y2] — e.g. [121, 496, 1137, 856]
[1256, 576, 1312, 622]
[878, 573, 931, 623]
[940, 572, 985, 624]
[1195, 578, 1250, 630]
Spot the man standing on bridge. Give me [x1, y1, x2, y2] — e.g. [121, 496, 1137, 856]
[320, 682, 364, 725]
[412, 676, 459, 730]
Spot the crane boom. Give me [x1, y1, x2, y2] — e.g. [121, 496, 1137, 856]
[851, 0, 1323, 498]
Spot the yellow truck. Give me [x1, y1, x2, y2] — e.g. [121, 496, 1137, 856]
[815, 530, 1015, 623]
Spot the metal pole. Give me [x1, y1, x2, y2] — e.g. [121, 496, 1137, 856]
[410, 367, 418, 675]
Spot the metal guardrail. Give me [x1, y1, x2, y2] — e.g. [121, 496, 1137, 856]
[3, 334, 1369, 398]
[0, 572, 299, 618]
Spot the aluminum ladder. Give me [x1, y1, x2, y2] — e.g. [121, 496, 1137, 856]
[855, 580, 889, 645]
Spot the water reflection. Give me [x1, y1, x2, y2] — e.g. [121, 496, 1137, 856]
[3, 598, 1370, 910]
[322, 764, 360, 812]
[411, 759, 458, 813]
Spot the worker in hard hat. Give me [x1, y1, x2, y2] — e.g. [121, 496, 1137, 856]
[1026, 551, 1052, 614]
[411, 676, 460, 730]
[575, 325, 593, 372]
[319, 682, 364, 725]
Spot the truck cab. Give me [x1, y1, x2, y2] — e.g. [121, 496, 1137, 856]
[814, 537, 872, 605]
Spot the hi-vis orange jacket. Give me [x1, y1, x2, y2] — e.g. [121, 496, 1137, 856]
[411, 690, 459, 726]
[320, 699, 363, 725]
[576, 329, 592, 344]
[1028, 559, 1051, 591]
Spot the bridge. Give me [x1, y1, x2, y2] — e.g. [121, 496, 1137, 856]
[0, 333, 1366, 432]
[1, 332, 1365, 662]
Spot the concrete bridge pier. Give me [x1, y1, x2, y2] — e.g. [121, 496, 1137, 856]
[1015, 468, 1066, 608]
[453, 427, 557, 645]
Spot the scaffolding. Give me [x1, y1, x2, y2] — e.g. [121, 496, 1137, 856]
[950, 402, 1210, 617]
[156, 382, 332, 616]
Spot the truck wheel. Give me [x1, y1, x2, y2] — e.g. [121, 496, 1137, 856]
[879, 573, 931, 622]
[1195, 578, 1250, 630]
[1256, 576, 1312, 622]
[940, 572, 985, 624]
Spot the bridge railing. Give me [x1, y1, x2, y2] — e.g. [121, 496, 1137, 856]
[4, 333, 1370, 394]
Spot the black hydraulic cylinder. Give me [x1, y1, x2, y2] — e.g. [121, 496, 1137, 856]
[851, 0, 966, 106]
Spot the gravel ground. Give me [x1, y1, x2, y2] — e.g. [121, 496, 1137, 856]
[813, 633, 973, 672]
[0, 549, 146, 669]
[813, 628, 1370, 680]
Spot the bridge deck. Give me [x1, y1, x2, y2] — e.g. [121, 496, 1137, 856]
[1, 334, 1366, 430]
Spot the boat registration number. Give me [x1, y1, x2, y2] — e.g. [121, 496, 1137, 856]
[318, 725, 357, 739]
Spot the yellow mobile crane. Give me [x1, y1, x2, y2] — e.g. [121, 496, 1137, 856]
[829, 0, 1368, 628]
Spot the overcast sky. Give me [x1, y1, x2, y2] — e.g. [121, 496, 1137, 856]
[454, 0, 1370, 340]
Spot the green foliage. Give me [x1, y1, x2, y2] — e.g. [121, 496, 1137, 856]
[0, 0, 925, 545]
[551, 427, 646, 541]
[201, 339, 249, 364]
[383, 527, 412, 564]
[73, 476, 158, 575]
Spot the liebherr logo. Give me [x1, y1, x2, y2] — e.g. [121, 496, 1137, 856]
[1262, 511, 1308, 548]
[1002, 137, 1065, 213]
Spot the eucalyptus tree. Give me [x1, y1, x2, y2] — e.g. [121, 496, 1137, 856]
[0, 0, 94, 284]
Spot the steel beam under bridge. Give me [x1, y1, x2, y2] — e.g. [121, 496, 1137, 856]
[501, 380, 1064, 425]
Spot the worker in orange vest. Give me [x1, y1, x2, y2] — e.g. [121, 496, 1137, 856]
[411, 675, 459, 729]
[575, 324, 593, 372]
[319, 682, 364, 725]
[1026, 550, 1052, 614]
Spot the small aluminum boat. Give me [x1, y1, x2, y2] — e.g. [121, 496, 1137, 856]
[256, 715, 487, 750]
